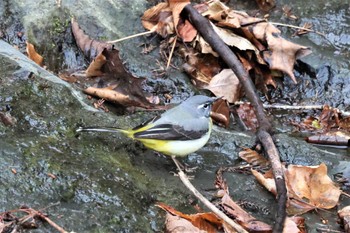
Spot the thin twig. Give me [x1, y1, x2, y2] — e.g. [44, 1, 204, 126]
[269, 22, 326, 37]
[166, 36, 177, 70]
[234, 101, 350, 117]
[342, 191, 350, 198]
[171, 156, 248, 233]
[269, 21, 340, 49]
[107, 30, 155, 44]
[4, 204, 69, 233]
[35, 210, 68, 233]
[183, 5, 287, 231]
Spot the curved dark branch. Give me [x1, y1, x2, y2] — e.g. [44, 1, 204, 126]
[182, 4, 287, 232]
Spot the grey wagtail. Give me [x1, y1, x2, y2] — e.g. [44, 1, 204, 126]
[76, 95, 219, 157]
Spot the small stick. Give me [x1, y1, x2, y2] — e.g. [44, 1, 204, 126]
[342, 191, 350, 198]
[35, 210, 68, 233]
[171, 156, 248, 233]
[269, 22, 326, 37]
[234, 101, 350, 117]
[166, 36, 177, 70]
[107, 30, 155, 44]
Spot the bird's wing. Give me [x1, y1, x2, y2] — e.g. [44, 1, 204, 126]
[133, 123, 208, 140]
[132, 115, 160, 131]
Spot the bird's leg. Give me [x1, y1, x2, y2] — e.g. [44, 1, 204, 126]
[171, 156, 197, 175]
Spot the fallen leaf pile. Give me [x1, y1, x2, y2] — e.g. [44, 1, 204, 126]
[292, 105, 350, 147]
[142, 0, 312, 103]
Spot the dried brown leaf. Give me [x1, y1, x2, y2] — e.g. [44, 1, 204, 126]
[84, 84, 151, 109]
[236, 103, 259, 131]
[211, 23, 266, 65]
[0, 111, 16, 126]
[338, 206, 350, 232]
[177, 19, 197, 42]
[81, 48, 157, 109]
[252, 169, 277, 195]
[204, 69, 241, 103]
[195, 34, 218, 56]
[86, 52, 107, 77]
[26, 41, 44, 66]
[201, 1, 311, 84]
[168, 0, 190, 32]
[71, 18, 112, 61]
[219, 192, 272, 232]
[282, 5, 298, 20]
[339, 116, 350, 130]
[256, 0, 276, 12]
[165, 213, 202, 233]
[293, 22, 313, 36]
[157, 202, 222, 233]
[286, 163, 341, 213]
[202, 0, 230, 20]
[211, 99, 230, 128]
[263, 31, 311, 83]
[253, 164, 342, 215]
[181, 48, 221, 87]
[58, 72, 79, 83]
[239, 148, 270, 168]
[142, 0, 190, 39]
[283, 216, 306, 233]
[141, 2, 170, 31]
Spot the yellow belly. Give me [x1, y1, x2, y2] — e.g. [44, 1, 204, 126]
[137, 131, 211, 157]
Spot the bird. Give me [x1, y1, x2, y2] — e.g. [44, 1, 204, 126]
[76, 95, 219, 157]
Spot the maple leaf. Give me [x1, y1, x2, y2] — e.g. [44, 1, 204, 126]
[263, 30, 311, 83]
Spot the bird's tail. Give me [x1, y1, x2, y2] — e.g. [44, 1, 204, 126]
[76, 126, 131, 137]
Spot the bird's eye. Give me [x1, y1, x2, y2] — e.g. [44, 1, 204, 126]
[203, 103, 209, 109]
